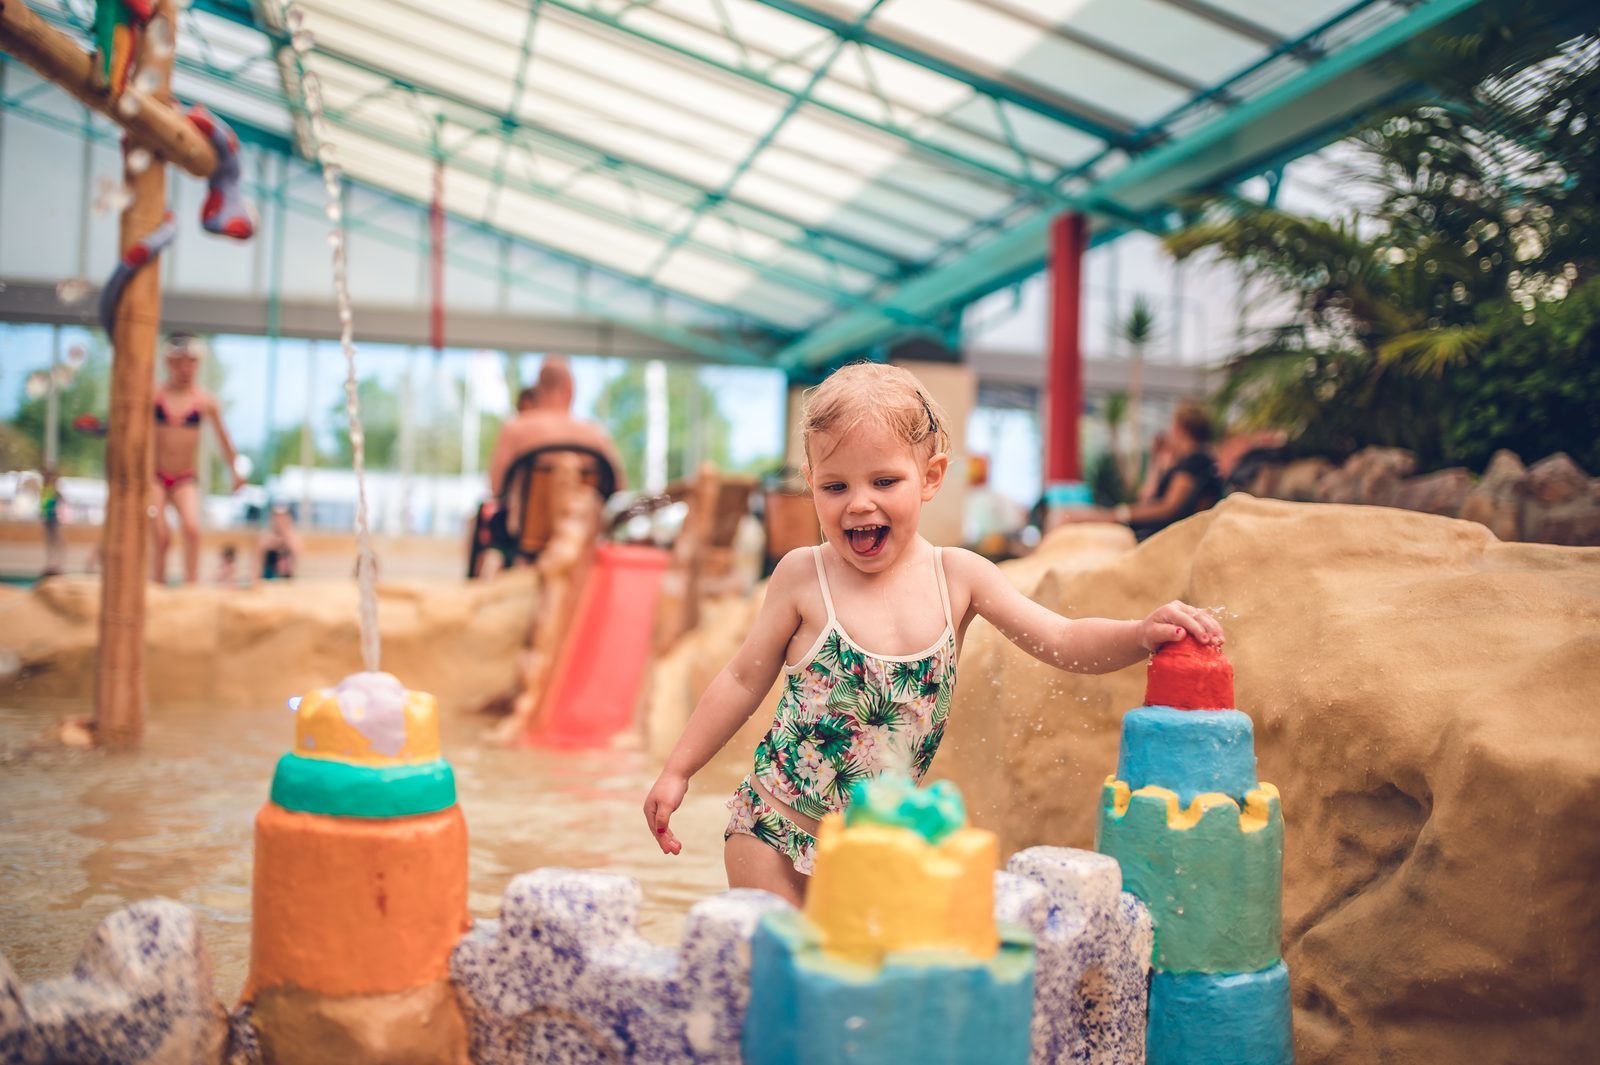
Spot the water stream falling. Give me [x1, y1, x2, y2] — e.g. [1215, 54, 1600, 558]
[285, 5, 380, 671]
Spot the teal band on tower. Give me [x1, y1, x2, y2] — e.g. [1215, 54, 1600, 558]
[269, 752, 457, 818]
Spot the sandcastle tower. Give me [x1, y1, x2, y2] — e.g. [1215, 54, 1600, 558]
[743, 775, 1035, 1065]
[242, 672, 471, 1064]
[1095, 641, 1292, 1064]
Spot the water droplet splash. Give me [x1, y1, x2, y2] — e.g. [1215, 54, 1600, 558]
[127, 148, 153, 175]
[55, 278, 91, 305]
[145, 17, 174, 60]
[93, 177, 134, 215]
[286, 2, 380, 672]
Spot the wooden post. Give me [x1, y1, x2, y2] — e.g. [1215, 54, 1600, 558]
[0, 0, 215, 179]
[2, 0, 220, 745]
[93, 0, 179, 745]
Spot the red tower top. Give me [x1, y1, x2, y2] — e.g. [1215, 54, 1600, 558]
[1143, 638, 1234, 710]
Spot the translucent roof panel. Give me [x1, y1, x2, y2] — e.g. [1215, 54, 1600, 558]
[13, 0, 1457, 358]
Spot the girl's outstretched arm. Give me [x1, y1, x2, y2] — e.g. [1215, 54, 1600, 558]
[643, 549, 809, 856]
[948, 548, 1223, 675]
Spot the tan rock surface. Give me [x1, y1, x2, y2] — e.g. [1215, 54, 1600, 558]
[937, 495, 1600, 1064]
[250, 980, 468, 1065]
[0, 570, 537, 712]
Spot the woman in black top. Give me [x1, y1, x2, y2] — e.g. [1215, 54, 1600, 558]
[1059, 402, 1223, 541]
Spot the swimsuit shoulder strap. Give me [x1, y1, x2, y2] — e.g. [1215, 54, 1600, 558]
[934, 546, 954, 631]
[811, 545, 837, 624]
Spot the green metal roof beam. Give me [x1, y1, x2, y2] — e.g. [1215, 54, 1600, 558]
[321, 104, 847, 325]
[641, 1, 877, 287]
[1129, 0, 1380, 140]
[352, 0, 973, 250]
[537, 0, 1070, 201]
[200, 0, 917, 274]
[0, 91, 774, 363]
[71, 12, 882, 323]
[616, 0, 1079, 187]
[1147, 0, 1293, 51]
[378, 0, 1010, 227]
[907, 0, 1388, 270]
[740, 0, 1145, 149]
[977, 0, 1220, 99]
[483, 0, 543, 222]
[772, 0, 1492, 369]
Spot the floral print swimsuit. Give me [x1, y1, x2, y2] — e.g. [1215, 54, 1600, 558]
[724, 545, 958, 874]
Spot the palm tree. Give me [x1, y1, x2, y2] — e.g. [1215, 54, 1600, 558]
[1165, 19, 1599, 468]
[1120, 298, 1157, 487]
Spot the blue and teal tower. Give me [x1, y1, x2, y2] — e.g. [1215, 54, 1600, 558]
[743, 776, 1035, 1065]
[1096, 640, 1293, 1065]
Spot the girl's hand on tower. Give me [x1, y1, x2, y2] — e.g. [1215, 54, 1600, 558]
[643, 772, 687, 856]
[1138, 600, 1224, 651]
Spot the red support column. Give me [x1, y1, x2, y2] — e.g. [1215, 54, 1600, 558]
[1046, 212, 1087, 485]
[430, 158, 445, 353]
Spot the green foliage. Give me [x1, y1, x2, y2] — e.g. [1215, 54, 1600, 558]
[7, 342, 112, 476]
[328, 377, 402, 470]
[1086, 450, 1128, 507]
[1169, 22, 1600, 471]
[596, 363, 733, 487]
[262, 422, 336, 475]
[1445, 277, 1600, 471]
[1122, 296, 1158, 348]
[0, 422, 41, 472]
[1101, 390, 1128, 430]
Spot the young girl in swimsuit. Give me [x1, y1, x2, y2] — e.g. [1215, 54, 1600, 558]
[152, 333, 245, 584]
[643, 362, 1225, 905]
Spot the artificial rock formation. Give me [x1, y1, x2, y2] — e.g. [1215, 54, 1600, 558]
[1245, 447, 1600, 545]
[0, 570, 535, 712]
[938, 495, 1600, 1065]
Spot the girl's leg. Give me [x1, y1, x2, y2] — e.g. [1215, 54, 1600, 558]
[150, 491, 171, 583]
[172, 481, 203, 584]
[724, 833, 808, 907]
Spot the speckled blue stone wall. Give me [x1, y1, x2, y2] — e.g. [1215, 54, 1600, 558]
[450, 868, 790, 1064]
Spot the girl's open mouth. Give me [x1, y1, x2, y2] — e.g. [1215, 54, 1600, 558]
[845, 524, 889, 556]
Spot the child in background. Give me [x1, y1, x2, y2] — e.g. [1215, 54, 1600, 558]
[257, 504, 301, 581]
[151, 333, 246, 584]
[643, 362, 1224, 905]
[215, 544, 238, 586]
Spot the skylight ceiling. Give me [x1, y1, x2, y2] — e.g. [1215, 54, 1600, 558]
[14, 0, 1510, 362]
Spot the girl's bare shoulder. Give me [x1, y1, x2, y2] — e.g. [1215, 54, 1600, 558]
[765, 546, 825, 618]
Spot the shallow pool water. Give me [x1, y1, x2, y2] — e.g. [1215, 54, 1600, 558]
[0, 696, 738, 1001]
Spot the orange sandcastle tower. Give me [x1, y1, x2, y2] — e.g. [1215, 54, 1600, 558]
[243, 672, 471, 1064]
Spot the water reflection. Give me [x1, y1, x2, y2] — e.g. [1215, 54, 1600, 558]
[0, 696, 735, 1000]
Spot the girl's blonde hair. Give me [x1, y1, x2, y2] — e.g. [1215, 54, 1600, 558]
[800, 362, 949, 463]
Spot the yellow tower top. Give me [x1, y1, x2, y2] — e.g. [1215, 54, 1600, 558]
[293, 671, 440, 766]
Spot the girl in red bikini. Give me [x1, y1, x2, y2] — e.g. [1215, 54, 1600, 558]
[152, 333, 245, 584]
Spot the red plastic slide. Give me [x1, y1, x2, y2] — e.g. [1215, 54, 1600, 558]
[526, 543, 671, 749]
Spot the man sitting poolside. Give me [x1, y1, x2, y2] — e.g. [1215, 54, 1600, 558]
[486, 357, 627, 498]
